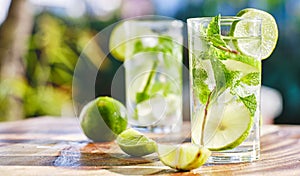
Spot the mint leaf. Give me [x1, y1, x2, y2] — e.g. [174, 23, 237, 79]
[192, 66, 210, 104]
[208, 45, 260, 69]
[149, 81, 172, 97]
[239, 94, 257, 117]
[133, 35, 173, 55]
[207, 15, 230, 50]
[240, 72, 260, 86]
[136, 92, 150, 104]
[210, 58, 241, 90]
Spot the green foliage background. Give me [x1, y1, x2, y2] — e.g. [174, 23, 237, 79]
[0, 0, 299, 124]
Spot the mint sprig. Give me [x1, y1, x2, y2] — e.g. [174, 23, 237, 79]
[133, 36, 177, 120]
[207, 14, 229, 50]
[134, 36, 174, 104]
[207, 15, 258, 116]
[192, 59, 210, 104]
[136, 60, 158, 104]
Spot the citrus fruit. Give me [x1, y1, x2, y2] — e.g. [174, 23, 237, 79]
[232, 8, 278, 59]
[202, 97, 253, 151]
[157, 143, 211, 171]
[79, 96, 127, 142]
[109, 22, 127, 61]
[109, 21, 151, 61]
[116, 128, 157, 157]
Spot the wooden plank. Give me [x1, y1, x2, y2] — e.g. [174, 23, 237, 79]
[0, 117, 299, 175]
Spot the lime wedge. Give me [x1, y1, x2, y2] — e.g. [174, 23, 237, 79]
[233, 8, 278, 59]
[116, 128, 157, 157]
[203, 97, 253, 151]
[158, 143, 211, 171]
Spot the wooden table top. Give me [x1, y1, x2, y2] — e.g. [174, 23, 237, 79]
[0, 117, 299, 176]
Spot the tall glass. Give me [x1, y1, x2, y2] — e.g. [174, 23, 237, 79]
[188, 17, 262, 163]
[124, 18, 183, 134]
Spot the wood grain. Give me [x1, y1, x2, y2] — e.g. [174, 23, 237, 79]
[0, 117, 299, 175]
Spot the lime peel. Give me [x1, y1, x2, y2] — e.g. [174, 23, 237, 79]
[158, 143, 211, 171]
[116, 128, 157, 157]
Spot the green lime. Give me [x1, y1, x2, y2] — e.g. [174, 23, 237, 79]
[109, 21, 154, 61]
[116, 128, 157, 157]
[109, 22, 127, 61]
[158, 143, 211, 171]
[233, 8, 278, 59]
[79, 96, 127, 142]
[202, 99, 253, 151]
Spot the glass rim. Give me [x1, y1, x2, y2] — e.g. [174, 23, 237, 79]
[124, 19, 184, 28]
[187, 16, 262, 23]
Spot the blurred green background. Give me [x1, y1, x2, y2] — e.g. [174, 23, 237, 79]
[0, 0, 298, 124]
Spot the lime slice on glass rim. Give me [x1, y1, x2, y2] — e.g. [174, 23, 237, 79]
[116, 128, 157, 157]
[231, 8, 278, 59]
[157, 143, 211, 171]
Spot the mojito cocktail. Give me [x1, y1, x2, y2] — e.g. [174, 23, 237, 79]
[123, 19, 183, 133]
[188, 15, 262, 163]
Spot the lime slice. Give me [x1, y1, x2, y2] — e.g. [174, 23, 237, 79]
[109, 22, 127, 61]
[233, 8, 278, 59]
[203, 97, 253, 151]
[109, 21, 153, 61]
[116, 128, 157, 157]
[222, 57, 261, 74]
[158, 143, 211, 171]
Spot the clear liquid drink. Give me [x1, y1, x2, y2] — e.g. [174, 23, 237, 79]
[124, 19, 183, 133]
[188, 17, 262, 163]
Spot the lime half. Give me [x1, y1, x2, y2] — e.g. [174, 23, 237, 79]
[116, 128, 157, 157]
[203, 98, 253, 151]
[232, 8, 278, 59]
[158, 143, 211, 171]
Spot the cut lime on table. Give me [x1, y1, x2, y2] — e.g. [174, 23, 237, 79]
[116, 128, 157, 157]
[232, 8, 278, 59]
[158, 143, 211, 171]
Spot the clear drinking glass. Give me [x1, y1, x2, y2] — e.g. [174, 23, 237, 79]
[188, 17, 262, 163]
[124, 18, 184, 134]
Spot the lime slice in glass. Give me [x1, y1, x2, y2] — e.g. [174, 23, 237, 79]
[203, 98, 253, 151]
[116, 128, 157, 157]
[232, 8, 278, 60]
[109, 21, 152, 61]
[109, 22, 127, 61]
[158, 143, 211, 171]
